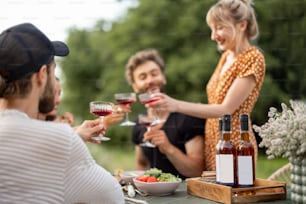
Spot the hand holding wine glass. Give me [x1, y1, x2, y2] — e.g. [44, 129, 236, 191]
[114, 92, 136, 126]
[89, 101, 114, 141]
[74, 119, 105, 144]
[138, 91, 165, 125]
[138, 113, 156, 148]
[144, 91, 179, 113]
[102, 106, 126, 127]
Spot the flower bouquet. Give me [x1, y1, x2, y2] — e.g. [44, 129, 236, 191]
[253, 100, 306, 203]
[253, 100, 306, 160]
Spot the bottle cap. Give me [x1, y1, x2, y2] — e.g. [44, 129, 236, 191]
[240, 114, 249, 131]
[218, 118, 223, 131]
[223, 114, 231, 131]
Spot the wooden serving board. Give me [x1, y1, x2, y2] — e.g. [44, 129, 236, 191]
[186, 178, 286, 204]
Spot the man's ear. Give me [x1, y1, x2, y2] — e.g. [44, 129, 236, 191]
[36, 65, 48, 86]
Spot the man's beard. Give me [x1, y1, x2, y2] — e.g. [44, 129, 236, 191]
[139, 82, 166, 93]
[38, 75, 55, 114]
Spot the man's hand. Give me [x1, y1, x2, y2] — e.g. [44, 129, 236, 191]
[143, 129, 172, 154]
[74, 119, 105, 144]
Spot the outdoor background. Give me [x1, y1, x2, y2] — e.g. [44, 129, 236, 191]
[57, 0, 305, 178]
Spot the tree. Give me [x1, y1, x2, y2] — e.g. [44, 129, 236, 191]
[60, 0, 306, 144]
[254, 0, 306, 125]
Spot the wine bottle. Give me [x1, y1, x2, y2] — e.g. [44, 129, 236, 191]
[215, 117, 223, 184]
[237, 114, 255, 188]
[219, 114, 237, 187]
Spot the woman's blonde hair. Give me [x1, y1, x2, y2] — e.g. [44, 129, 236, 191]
[206, 0, 259, 41]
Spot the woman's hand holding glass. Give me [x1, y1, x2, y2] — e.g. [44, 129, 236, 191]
[138, 91, 165, 125]
[144, 92, 178, 113]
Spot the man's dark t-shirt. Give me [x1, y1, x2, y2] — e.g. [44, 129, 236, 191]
[132, 112, 205, 179]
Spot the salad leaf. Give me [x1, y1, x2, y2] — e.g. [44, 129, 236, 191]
[157, 173, 179, 182]
[144, 168, 162, 177]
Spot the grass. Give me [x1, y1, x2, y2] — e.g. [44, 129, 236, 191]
[87, 142, 135, 173]
[256, 150, 288, 179]
[87, 143, 289, 179]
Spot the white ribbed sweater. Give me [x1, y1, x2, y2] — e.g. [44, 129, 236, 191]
[0, 110, 124, 204]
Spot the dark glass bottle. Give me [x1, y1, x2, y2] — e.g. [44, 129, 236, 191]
[237, 114, 255, 188]
[219, 114, 237, 187]
[215, 117, 223, 184]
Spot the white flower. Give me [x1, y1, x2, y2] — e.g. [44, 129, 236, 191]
[271, 138, 282, 146]
[253, 100, 306, 160]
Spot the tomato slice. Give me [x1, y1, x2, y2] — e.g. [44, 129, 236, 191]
[146, 176, 158, 182]
[136, 175, 150, 182]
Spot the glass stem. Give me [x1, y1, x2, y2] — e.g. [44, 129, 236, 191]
[125, 112, 130, 122]
[153, 148, 157, 167]
[154, 111, 158, 120]
[99, 116, 104, 136]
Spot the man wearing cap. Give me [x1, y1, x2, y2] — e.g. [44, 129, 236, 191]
[0, 23, 124, 203]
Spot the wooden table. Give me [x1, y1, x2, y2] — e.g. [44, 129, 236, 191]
[125, 182, 291, 204]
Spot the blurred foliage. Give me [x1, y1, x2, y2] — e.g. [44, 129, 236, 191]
[59, 0, 305, 146]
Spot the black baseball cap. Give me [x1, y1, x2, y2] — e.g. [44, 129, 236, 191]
[0, 23, 69, 82]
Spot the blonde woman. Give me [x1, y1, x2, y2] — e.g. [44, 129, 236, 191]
[147, 0, 266, 171]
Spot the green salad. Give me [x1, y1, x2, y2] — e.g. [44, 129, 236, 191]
[143, 168, 180, 182]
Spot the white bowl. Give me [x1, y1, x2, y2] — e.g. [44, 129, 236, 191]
[133, 177, 182, 196]
[119, 170, 145, 184]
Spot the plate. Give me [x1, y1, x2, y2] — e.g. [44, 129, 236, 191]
[133, 177, 182, 196]
[120, 170, 145, 184]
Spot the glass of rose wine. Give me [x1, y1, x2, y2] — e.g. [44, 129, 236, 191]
[89, 101, 114, 141]
[138, 92, 165, 125]
[138, 114, 156, 148]
[114, 92, 137, 126]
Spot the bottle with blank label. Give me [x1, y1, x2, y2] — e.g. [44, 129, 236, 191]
[215, 117, 223, 184]
[237, 114, 255, 188]
[219, 114, 237, 187]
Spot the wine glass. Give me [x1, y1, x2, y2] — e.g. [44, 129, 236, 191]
[138, 92, 165, 125]
[138, 114, 156, 148]
[114, 92, 137, 126]
[89, 101, 114, 141]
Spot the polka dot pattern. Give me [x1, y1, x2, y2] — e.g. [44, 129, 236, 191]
[204, 46, 266, 171]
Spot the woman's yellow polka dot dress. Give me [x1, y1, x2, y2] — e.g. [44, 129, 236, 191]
[205, 46, 266, 171]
